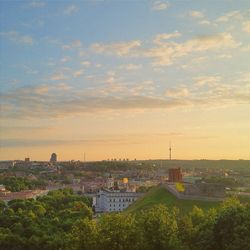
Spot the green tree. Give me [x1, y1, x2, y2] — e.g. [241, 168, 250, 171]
[138, 204, 181, 250]
[70, 218, 100, 250]
[213, 199, 250, 250]
[99, 213, 140, 250]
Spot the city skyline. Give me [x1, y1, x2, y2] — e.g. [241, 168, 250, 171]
[0, 1, 250, 161]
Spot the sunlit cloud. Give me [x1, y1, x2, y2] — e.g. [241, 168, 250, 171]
[145, 32, 240, 66]
[50, 72, 68, 81]
[165, 87, 189, 97]
[153, 31, 181, 44]
[73, 69, 84, 78]
[242, 21, 250, 33]
[193, 76, 221, 87]
[152, 1, 169, 11]
[91, 40, 141, 56]
[216, 10, 241, 23]
[118, 64, 142, 71]
[189, 10, 204, 18]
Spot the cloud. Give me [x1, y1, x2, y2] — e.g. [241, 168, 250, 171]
[27, 0, 45, 8]
[61, 56, 71, 63]
[90, 32, 239, 66]
[153, 31, 181, 44]
[242, 21, 250, 33]
[0, 31, 34, 45]
[216, 10, 241, 23]
[119, 64, 142, 71]
[91, 40, 141, 56]
[189, 11, 204, 18]
[165, 87, 189, 97]
[62, 40, 82, 50]
[198, 20, 211, 25]
[63, 5, 79, 15]
[0, 86, 191, 119]
[152, 1, 169, 11]
[1, 74, 250, 120]
[73, 69, 84, 78]
[50, 72, 68, 81]
[193, 76, 221, 86]
[144, 32, 240, 66]
[81, 61, 91, 67]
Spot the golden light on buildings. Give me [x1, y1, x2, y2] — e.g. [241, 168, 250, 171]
[123, 178, 128, 184]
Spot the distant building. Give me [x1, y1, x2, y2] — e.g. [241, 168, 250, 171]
[94, 174, 142, 212]
[106, 174, 114, 189]
[50, 153, 57, 163]
[95, 188, 142, 212]
[168, 168, 182, 182]
[25, 158, 30, 162]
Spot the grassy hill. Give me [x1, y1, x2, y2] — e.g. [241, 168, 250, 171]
[125, 185, 221, 214]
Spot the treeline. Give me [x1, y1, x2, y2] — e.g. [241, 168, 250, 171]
[0, 190, 249, 250]
[0, 176, 47, 192]
[0, 189, 92, 250]
[69, 199, 250, 250]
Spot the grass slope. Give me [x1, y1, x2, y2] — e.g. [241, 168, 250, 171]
[125, 185, 221, 214]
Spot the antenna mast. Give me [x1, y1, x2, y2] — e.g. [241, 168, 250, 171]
[169, 141, 172, 161]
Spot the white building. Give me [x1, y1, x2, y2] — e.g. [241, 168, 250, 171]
[95, 188, 142, 212]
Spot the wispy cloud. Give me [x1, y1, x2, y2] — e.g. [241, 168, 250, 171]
[165, 87, 189, 97]
[152, 1, 169, 11]
[216, 10, 241, 23]
[63, 5, 79, 15]
[91, 40, 141, 56]
[0, 31, 34, 45]
[73, 69, 84, 78]
[193, 76, 221, 87]
[61, 56, 71, 63]
[62, 40, 82, 50]
[118, 64, 142, 71]
[50, 72, 68, 81]
[25, 0, 45, 9]
[145, 32, 240, 66]
[242, 21, 250, 33]
[189, 10, 204, 18]
[90, 32, 240, 66]
[153, 31, 181, 44]
[1, 74, 250, 119]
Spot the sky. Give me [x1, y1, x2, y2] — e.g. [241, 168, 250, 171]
[0, 0, 250, 161]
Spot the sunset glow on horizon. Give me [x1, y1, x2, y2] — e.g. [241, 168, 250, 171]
[0, 1, 250, 161]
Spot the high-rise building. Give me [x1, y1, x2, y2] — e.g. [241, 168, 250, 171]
[50, 153, 57, 163]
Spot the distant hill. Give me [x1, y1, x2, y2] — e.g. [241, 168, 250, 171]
[125, 185, 221, 214]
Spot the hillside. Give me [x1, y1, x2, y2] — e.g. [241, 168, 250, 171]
[125, 185, 221, 214]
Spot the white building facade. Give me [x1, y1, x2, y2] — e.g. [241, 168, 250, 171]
[95, 188, 142, 212]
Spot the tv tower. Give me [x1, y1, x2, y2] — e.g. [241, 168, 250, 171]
[169, 141, 172, 161]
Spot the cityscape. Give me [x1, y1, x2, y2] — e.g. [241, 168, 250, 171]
[0, 0, 250, 249]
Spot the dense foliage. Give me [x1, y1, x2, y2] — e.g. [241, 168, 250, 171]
[0, 176, 47, 192]
[0, 190, 249, 250]
[0, 189, 92, 250]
